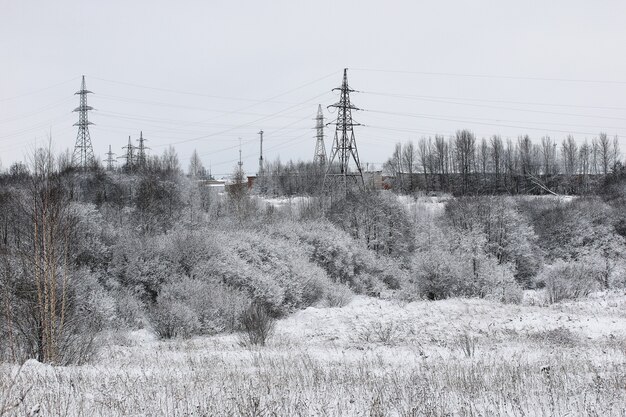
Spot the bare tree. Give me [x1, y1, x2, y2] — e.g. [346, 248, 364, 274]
[591, 137, 599, 175]
[402, 141, 417, 192]
[579, 140, 591, 192]
[599, 132, 611, 175]
[478, 138, 489, 183]
[434, 135, 449, 191]
[161, 146, 181, 176]
[490, 135, 504, 190]
[417, 138, 431, 192]
[454, 130, 476, 194]
[561, 135, 578, 176]
[188, 149, 204, 178]
[612, 135, 621, 172]
[383, 143, 403, 191]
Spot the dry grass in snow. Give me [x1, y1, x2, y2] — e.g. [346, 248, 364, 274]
[1, 292, 625, 416]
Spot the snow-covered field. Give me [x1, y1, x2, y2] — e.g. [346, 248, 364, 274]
[1, 292, 625, 416]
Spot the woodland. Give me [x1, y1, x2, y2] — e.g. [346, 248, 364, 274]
[0, 130, 625, 365]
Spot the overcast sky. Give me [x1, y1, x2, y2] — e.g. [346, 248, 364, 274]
[2, 1, 626, 175]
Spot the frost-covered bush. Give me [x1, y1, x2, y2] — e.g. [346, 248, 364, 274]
[152, 275, 249, 338]
[111, 288, 148, 329]
[523, 197, 626, 286]
[409, 220, 523, 303]
[239, 302, 276, 347]
[152, 300, 201, 339]
[445, 197, 542, 286]
[195, 227, 361, 315]
[327, 191, 415, 258]
[322, 283, 353, 307]
[270, 220, 407, 295]
[411, 249, 470, 300]
[538, 259, 601, 304]
[0, 259, 107, 364]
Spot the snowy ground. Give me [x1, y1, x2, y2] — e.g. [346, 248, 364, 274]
[1, 292, 625, 416]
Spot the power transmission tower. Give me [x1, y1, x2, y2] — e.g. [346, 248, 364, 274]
[104, 145, 116, 171]
[258, 130, 264, 175]
[136, 131, 149, 170]
[71, 75, 96, 170]
[324, 69, 364, 192]
[120, 136, 136, 171]
[238, 137, 243, 178]
[313, 104, 327, 165]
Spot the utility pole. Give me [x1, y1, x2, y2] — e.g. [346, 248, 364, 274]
[104, 145, 116, 171]
[324, 68, 364, 193]
[71, 75, 96, 170]
[313, 104, 327, 166]
[258, 130, 264, 175]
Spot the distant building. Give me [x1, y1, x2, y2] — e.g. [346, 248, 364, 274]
[198, 179, 226, 192]
[363, 171, 383, 190]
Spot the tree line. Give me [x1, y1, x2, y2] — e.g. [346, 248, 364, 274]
[384, 130, 623, 195]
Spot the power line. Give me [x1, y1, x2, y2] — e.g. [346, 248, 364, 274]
[0, 77, 79, 102]
[0, 96, 75, 124]
[362, 91, 626, 112]
[365, 108, 626, 137]
[91, 71, 337, 103]
[151, 91, 330, 149]
[365, 107, 626, 132]
[351, 68, 626, 85]
[361, 91, 626, 122]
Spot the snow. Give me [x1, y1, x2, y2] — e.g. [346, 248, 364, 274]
[2, 292, 625, 416]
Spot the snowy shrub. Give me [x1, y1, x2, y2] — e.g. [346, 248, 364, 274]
[0, 260, 105, 364]
[112, 289, 148, 329]
[152, 300, 201, 339]
[456, 331, 477, 358]
[239, 302, 276, 347]
[411, 249, 470, 300]
[327, 191, 415, 258]
[203, 229, 343, 315]
[523, 197, 626, 282]
[445, 197, 542, 286]
[357, 320, 405, 346]
[538, 259, 601, 304]
[410, 225, 522, 303]
[476, 258, 523, 304]
[152, 275, 249, 338]
[322, 283, 353, 308]
[68, 202, 112, 270]
[270, 220, 405, 295]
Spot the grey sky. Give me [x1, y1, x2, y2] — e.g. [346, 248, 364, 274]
[2, 0, 626, 175]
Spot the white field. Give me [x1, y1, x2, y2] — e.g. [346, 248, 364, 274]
[1, 292, 625, 416]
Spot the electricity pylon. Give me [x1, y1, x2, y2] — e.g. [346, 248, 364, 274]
[323, 69, 364, 192]
[119, 136, 136, 171]
[136, 131, 148, 170]
[313, 104, 327, 165]
[104, 145, 116, 171]
[71, 75, 96, 170]
[258, 130, 264, 175]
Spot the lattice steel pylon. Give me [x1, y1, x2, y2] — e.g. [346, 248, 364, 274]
[119, 135, 136, 171]
[136, 131, 148, 170]
[71, 75, 96, 170]
[323, 69, 364, 192]
[313, 104, 327, 165]
[104, 145, 116, 171]
[258, 130, 264, 175]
